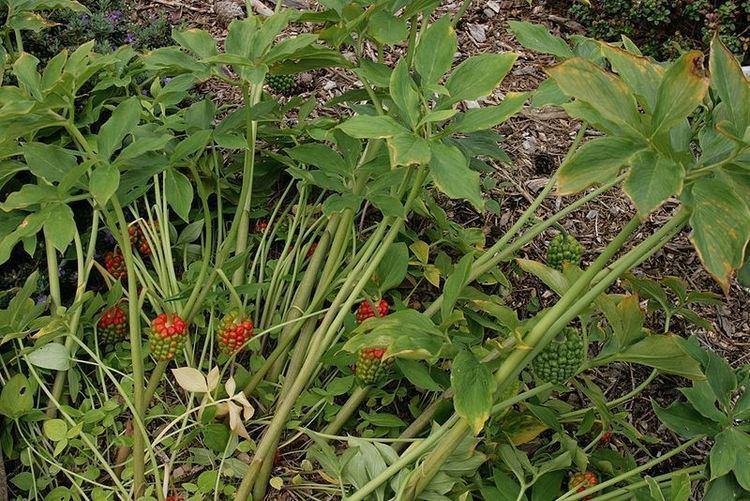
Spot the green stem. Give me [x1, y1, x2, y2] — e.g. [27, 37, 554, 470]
[590, 466, 705, 501]
[561, 437, 703, 501]
[232, 83, 262, 286]
[322, 385, 371, 436]
[111, 197, 147, 499]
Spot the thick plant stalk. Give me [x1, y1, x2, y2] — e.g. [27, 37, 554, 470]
[111, 198, 147, 499]
[234, 168, 428, 500]
[232, 83, 263, 286]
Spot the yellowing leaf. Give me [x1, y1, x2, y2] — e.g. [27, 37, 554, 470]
[171, 367, 208, 393]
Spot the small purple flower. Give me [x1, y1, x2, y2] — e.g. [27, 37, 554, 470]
[80, 13, 90, 22]
[162, 77, 172, 85]
[125, 32, 136, 44]
[106, 10, 123, 22]
[36, 294, 49, 306]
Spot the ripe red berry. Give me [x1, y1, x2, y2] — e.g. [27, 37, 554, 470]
[97, 305, 128, 345]
[570, 471, 598, 500]
[355, 299, 389, 324]
[104, 250, 127, 281]
[129, 224, 152, 256]
[256, 220, 268, 232]
[148, 313, 188, 361]
[602, 431, 612, 443]
[165, 496, 184, 501]
[217, 311, 254, 355]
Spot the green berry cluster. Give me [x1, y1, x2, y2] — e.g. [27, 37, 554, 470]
[266, 74, 298, 95]
[532, 327, 584, 384]
[546, 234, 583, 271]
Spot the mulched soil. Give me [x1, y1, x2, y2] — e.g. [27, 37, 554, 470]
[129, 0, 749, 498]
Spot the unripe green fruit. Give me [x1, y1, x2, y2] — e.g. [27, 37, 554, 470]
[355, 348, 392, 385]
[266, 74, 297, 95]
[532, 327, 584, 384]
[546, 234, 583, 271]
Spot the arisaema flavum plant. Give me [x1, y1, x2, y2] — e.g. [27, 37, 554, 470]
[0, 1, 749, 500]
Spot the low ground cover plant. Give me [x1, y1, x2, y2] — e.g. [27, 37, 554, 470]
[1, 1, 750, 500]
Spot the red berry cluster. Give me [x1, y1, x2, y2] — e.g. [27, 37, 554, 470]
[355, 299, 389, 324]
[129, 224, 152, 256]
[217, 311, 254, 355]
[97, 305, 128, 345]
[148, 313, 188, 361]
[104, 250, 127, 281]
[570, 471, 598, 500]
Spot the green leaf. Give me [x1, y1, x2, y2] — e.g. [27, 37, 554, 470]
[337, 115, 406, 138]
[597, 42, 663, 113]
[680, 381, 724, 423]
[623, 150, 684, 216]
[374, 242, 409, 292]
[452, 350, 497, 434]
[172, 28, 218, 59]
[710, 428, 739, 479]
[428, 142, 483, 210]
[450, 92, 528, 133]
[28, 342, 70, 371]
[443, 53, 517, 105]
[652, 400, 720, 438]
[165, 169, 194, 222]
[22, 143, 77, 184]
[287, 143, 348, 176]
[367, 10, 408, 45]
[507, 21, 574, 59]
[709, 36, 750, 138]
[442, 254, 473, 322]
[43, 419, 68, 442]
[387, 134, 431, 167]
[670, 471, 692, 501]
[548, 57, 642, 135]
[225, 17, 259, 59]
[395, 359, 443, 391]
[97, 97, 141, 161]
[390, 59, 421, 129]
[614, 335, 704, 379]
[353, 60, 391, 88]
[43, 203, 75, 252]
[89, 163, 120, 206]
[689, 175, 750, 293]
[650, 51, 708, 136]
[415, 16, 457, 87]
[1, 184, 58, 210]
[265, 33, 319, 64]
[0, 373, 34, 419]
[557, 136, 642, 194]
[13, 52, 42, 100]
[516, 258, 569, 296]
